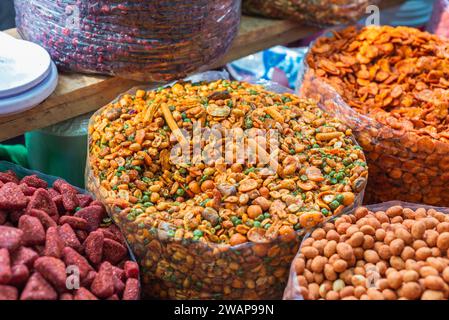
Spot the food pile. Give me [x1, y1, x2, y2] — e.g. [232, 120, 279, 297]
[87, 79, 368, 299]
[304, 26, 449, 206]
[14, 0, 240, 81]
[0, 170, 140, 300]
[243, 0, 377, 26]
[285, 204, 449, 300]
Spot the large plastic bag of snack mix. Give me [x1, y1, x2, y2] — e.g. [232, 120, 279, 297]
[242, 0, 379, 27]
[0, 161, 140, 300]
[86, 71, 368, 299]
[299, 25, 449, 207]
[284, 201, 449, 300]
[428, 0, 449, 38]
[14, 0, 241, 82]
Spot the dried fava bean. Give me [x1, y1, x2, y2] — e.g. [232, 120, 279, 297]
[88, 80, 367, 299]
[285, 203, 449, 300]
[305, 26, 449, 207]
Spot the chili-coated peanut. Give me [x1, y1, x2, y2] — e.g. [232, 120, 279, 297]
[290, 204, 449, 300]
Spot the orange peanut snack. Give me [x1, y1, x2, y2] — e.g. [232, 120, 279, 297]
[87, 80, 367, 299]
[305, 26, 449, 206]
[285, 204, 449, 300]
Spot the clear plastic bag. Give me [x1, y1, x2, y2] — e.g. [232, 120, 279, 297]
[0, 161, 141, 300]
[14, 0, 241, 82]
[299, 26, 449, 207]
[283, 201, 449, 300]
[428, 0, 449, 38]
[242, 0, 379, 27]
[85, 71, 368, 299]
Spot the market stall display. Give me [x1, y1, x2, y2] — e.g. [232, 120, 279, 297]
[302, 26, 449, 206]
[242, 0, 378, 26]
[86, 77, 368, 299]
[284, 202, 449, 300]
[0, 165, 140, 300]
[428, 0, 449, 38]
[14, 0, 241, 82]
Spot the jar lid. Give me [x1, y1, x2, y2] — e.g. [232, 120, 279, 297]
[0, 32, 52, 99]
[0, 61, 58, 116]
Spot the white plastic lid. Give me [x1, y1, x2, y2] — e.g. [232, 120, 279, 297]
[0, 61, 58, 116]
[0, 32, 52, 98]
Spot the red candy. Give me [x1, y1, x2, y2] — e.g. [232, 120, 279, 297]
[58, 223, 82, 252]
[84, 230, 104, 265]
[44, 227, 65, 258]
[9, 264, 29, 286]
[124, 261, 139, 279]
[59, 216, 88, 230]
[20, 175, 48, 189]
[0, 210, 7, 224]
[28, 209, 57, 230]
[103, 239, 127, 265]
[0, 171, 19, 184]
[123, 278, 140, 300]
[74, 206, 105, 231]
[0, 182, 28, 210]
[0, 248, 12, 284]
[0, 226, 23, 251]
[34, 257, 67, 292]
[18, 215, 46, 246]
[74, 287, 98, 300]
[27, 189, 59, 221]
[20, 272, 57, 300]
[11, 247, 38, 268]
[62, 247, 93, 280]
[0, 285, 18, 300]
[91, 261, 114, 298]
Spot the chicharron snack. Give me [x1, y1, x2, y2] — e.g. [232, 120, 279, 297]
[284, 202, 449, 300]
[87, 78, 368, 299]
[302, 26, 449, 206]
[14, 0, 241, 82]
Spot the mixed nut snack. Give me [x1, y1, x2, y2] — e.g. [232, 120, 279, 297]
[87, 79, 368, 299]
[14, 0, 240, 81]
[303, 26, 449, 206]
[0, 170, 140, 300]
[243, 0, 377, 26]
[284, 203, 449, 300]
